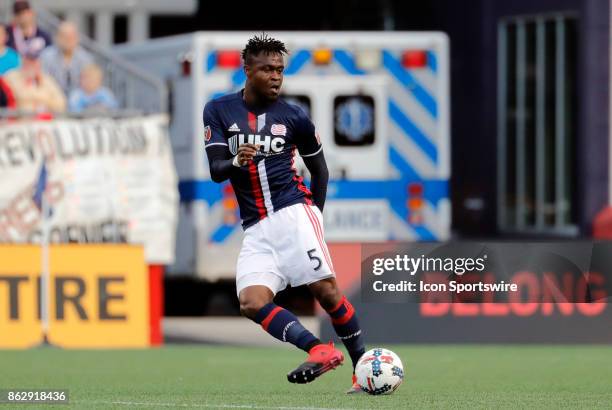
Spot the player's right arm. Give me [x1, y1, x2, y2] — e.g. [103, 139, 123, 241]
[203, 102, 258, 182]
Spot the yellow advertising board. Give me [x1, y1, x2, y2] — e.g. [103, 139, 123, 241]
[0, 245, 149, 348]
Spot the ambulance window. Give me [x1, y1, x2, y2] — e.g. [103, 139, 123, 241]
[283, 95, 312, 118]
[333, 95, 375, 146]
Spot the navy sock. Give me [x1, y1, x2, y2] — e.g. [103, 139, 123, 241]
[254, 303, 321, 352]
[326, 295, 365, 370]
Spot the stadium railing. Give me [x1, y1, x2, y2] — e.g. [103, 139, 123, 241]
[32, 7, 168, 115]
[0, 107, 146, 120]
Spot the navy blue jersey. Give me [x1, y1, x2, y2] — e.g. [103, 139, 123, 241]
[203, 90, 322, 229]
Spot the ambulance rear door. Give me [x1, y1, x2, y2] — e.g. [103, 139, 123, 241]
[282, 75, 391, 241]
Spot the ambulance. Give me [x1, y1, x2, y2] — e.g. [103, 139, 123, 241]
[116, 32, 451, 279]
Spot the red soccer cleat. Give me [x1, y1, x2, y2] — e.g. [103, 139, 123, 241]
[287, 342, 344, 384]
[346, 373, 365, 394]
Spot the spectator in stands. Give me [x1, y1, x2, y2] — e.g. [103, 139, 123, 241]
[41, 21, 93, 96]
[7, 1, 52, 57]
[0, 77, 16, 108]
[0, 24, 21, 74]
[69, 64, 118, 113]
[4, 45, 66, 113]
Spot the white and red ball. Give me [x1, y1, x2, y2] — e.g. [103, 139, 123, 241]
[355, 348, 404, 395]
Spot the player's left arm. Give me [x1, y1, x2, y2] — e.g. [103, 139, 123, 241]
[294, 108, 329, 212]
[302, 151, 329, 212]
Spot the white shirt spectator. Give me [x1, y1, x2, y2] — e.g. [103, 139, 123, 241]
[40, 21, 93, 95]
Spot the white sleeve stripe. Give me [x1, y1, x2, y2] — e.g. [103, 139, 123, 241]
[299, 145, 323, 157]
[205, 142, 229, 149]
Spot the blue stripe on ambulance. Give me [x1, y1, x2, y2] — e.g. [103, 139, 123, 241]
[232, 69, 246, 87]
[426, 51, 437, 73]
[382, 50, 437, 119]
[211, 224, 236, 243]
[333, 50, 366, 75]
[389, 146, 420, 181]
[179, 178, 448, 243]
[178, 179, 443, 242]
[207, 52, 217, 72]
[179, 180, 447, 204]
[388, 100, 437, 163]
[285, 50, 311, 75]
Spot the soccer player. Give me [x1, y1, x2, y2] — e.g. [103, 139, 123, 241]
[203, 34, 365, 393]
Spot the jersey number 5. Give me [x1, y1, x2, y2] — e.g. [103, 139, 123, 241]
[307, 248, 322, 271]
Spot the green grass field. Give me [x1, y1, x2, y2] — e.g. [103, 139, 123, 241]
[1, 345, 611, 409]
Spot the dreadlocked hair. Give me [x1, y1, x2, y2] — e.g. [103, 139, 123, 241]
[242, 33, 288, 65]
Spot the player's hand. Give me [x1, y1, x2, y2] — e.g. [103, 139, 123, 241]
[236, 143, 260, 166]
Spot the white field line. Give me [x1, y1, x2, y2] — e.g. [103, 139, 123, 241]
[79, 400, 352, 410]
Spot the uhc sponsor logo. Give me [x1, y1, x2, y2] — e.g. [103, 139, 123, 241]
[228, 134, 285, 155]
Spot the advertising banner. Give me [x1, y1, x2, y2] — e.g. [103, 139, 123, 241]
[323, 243, 612, 343]
[0, 115, 178, 264]
[0, 245, 149, 348]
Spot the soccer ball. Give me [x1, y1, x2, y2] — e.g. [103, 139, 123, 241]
[355, 348, 404, 395]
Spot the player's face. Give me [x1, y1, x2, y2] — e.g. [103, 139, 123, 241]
[246, 52, 284, 101]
